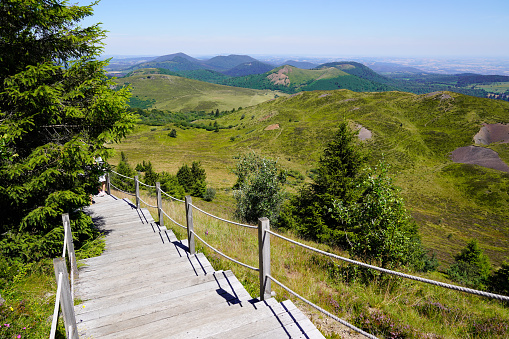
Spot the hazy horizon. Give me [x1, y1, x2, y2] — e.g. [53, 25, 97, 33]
[79, 0, 509, 59]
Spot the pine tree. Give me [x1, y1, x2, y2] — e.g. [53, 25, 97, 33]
[0, 0, 135, 261]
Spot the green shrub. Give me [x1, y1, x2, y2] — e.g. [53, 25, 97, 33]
[447, 239, 492, 290]
[232, 153, 286, 223]
[159, 172, 185, 200]
[203, 187, 216, 201]
[489, 261, 509, 296]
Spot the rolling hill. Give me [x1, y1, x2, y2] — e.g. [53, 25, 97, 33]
[222, 64, 398, 93]
[115, 68, 284, 112]
[113, 53, 509, 101]
[111, 89, 509, 268]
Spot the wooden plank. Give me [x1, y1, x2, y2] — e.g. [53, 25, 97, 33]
[76, 195, 324, 339]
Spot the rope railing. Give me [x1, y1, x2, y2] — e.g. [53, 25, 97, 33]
[110, 169, 135, 180]
[138, 195, 158, 209]
[190, 203, 257, 229]
[138, 180, 156, 188]
[266, 230, 509, 302]
[191, 230, 259, 271]
[267, 274, 378, 339]
[161, 189, 185, 203]
[161, 209, 187, 229]
[109, 182, 136, 196]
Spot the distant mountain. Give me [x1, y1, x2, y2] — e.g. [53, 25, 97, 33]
[280, 60, 318, 69]
[221, 61, 274, 77]
[131, 55, 207, 72]
[151, 52, 202, 64]
[203, 55, 258, 71]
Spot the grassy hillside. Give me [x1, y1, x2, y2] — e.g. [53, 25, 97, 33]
[109, 89, 509, 268]
[115, 68, 284, 112]
[222, 65, 397, 93]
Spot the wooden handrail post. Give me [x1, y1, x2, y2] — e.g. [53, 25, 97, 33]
[156, 182, 164, 227]
[62, 214, 78, 299]
[106, 172, 111, 195]
[53, 257, 79, 339]
[258, 217, 271, 301]
[135, 175, 140, 209]
[185, 195, 195, 254]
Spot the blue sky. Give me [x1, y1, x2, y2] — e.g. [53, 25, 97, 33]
[79, 0, 509, 58]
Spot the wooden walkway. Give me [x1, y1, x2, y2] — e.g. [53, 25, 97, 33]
[75, 194, 325, 338]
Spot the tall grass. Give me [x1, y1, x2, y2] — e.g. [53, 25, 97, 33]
[111, 187, 509, 338]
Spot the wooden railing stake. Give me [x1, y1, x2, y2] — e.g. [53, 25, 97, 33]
[62, 214, 78, 299]
[185, 195, 195, 254]
[135, 175, 140, 209]
[258, 217, 271, 301]
[106, 172, 111, 195]
[156, 182, 164, 227]
[53, 257, 79, 339]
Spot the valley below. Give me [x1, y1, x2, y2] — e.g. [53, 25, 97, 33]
[110, 87, 509, 268]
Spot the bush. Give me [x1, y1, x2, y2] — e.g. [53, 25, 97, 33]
[176, 162, 207, 197]
[489, 261, 509, 296]
[278, 123, 430, 270]
[232, 153, 286, 223]
[159, 172, 185, 200]
[447, 239, 492, 290]
[203, 187, 216, 201]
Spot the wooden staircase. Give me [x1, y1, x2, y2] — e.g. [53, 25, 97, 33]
[75, 194, 325, 338]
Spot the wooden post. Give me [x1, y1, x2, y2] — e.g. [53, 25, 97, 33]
[135, 175, 140, 209]
[53, 258, 79, 339]
[156, 182, 164, 227]
[106, 172, 111, 195]
[185, 195, 195, 254]
[62, 214, 78, 298]
[258, 217, 271, 301]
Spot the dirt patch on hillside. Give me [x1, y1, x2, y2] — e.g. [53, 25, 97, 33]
[259, 111, 277, 122]
[473, 123, 509, 145]
[356, 124, 372, 141]
[319, 93, 331, 98]
[450, 146, 509, 172]
[267, 66, 292, 86]
[425, 91, 454, 100]
[264, 124, 280, 131]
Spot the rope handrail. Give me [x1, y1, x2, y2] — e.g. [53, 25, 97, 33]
[266, 230, 509, 302]
[267, 274, 377, 339]
[160, 189, 185, 203]
[190, 203, 257, 229]
[109, 182, 136, 196]
[161, 209, 187, 229]
[138, 180, 156, 189]
[138, 196, 158, 209]
[191, 230, 259, 271]
[110, 170, 135, 180]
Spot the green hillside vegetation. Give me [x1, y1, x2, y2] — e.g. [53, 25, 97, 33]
[123, 57, 509, 102]
[205, 54, 258, 70]
[222, 61, 274, 77]
[110, 89, 509, 269]
[221, 65, 397, 93]
[115, 68, 284, 112]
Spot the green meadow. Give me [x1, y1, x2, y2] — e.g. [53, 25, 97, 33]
[115, 68, 285, 112]
[110, 89, 509, 268]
